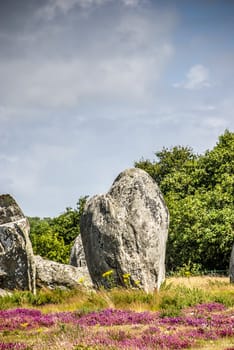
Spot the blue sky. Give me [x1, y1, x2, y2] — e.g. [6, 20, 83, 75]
[0, 0, 233, 217]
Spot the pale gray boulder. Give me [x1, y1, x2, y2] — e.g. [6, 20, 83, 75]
[35, 255, 92, 289]
[0, 194, 36, 293]
[80, 168, 169, 293]
[70, 235, 87, 267]
[230, 244, 234, 283]
[0, 288, 12, 297]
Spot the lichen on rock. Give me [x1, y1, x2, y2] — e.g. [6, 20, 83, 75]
[80, 168, 169, 293]
[0, 194, 36, 293]
[35, 255, 92, 289]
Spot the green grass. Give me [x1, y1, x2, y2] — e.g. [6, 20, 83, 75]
[0, 276, 233, 315]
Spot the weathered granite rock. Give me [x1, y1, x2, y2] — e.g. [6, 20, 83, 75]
[0, 194, 36, 293]
[35, 255, 92, 289]
[80, 168, 169, 292]
[70, 235, 87, 267]
[230, 244, 234, 283]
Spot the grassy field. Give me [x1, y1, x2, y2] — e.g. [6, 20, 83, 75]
[0, 276, 234, 349]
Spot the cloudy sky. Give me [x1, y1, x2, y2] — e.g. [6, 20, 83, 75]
[0, 0, 233, 217]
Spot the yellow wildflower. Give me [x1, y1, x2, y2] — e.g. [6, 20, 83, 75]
[134, 280, 141, 285]
[20, 322, 29, 328]
[77, 277, 85, 284]
[102, 269, 114, 278]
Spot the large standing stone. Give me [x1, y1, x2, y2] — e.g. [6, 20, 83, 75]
[80, 168, 169, 292]
[70, 235, 87, 267]
[35, 255, 92, 289]
[230, 244, 234, 283]
[0, 194, 36, 293]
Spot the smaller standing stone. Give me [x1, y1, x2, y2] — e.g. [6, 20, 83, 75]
[70, 235, 87, 267]
[0, 194, 36, 293]
[230, 244, 234, 283]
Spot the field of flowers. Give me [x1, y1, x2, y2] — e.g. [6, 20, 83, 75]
[0, 277, 234, 349]
[0, 302, 234, 349]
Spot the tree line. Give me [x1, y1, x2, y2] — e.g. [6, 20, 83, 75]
[29, 130, 234, 274]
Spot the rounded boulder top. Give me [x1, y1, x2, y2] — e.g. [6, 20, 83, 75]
[81, 167, 169, 292]
[0, 194, 25, 225]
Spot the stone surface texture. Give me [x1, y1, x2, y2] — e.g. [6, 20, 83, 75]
[80, 168, 169, 292]
[70, 235, 87, 267]
[35, 255, 92, 289]
[230, 244, 234, 283]
[0, 194, 36, 293]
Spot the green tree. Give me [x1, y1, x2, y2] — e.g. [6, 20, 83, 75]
[197, 129, 234, 190]
[28, 196, 88, 263]
[135, 130, 234, 273]
[29, 217, 68, 263]
[136, 146, 197, 187]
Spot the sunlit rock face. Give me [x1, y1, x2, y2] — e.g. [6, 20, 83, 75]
[0, 194, 36, 293]
[80, 168, 169, 293]
[230, 245, 234, 283]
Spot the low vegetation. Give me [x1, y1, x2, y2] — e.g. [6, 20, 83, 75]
[0, 277, 234, 349]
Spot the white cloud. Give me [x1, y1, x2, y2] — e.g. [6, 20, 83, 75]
[121, 0, 140, 6]
[0, 49, 173, 109]
[37, 0, 149, 21]
[173, 64, 211, 90]
[201, 117, 228, 129]
[195, 105, 216, 112]
[0, 5, 175, 110]
[37, 0, 111, 20]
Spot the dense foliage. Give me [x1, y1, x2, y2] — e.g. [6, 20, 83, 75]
[28, 196, 87, 264]
[135, 130, 234, 273]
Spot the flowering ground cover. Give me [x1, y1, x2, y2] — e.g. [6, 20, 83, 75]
[0, 302, 234, 349]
